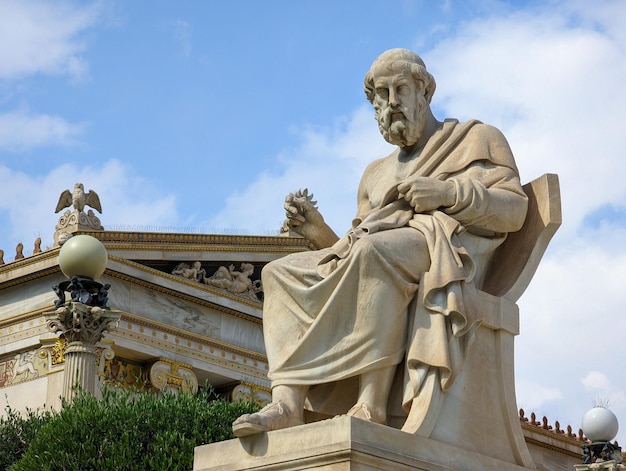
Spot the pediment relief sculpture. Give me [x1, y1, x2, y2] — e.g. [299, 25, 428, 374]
[171, 261, 263, 301]
[172, 261, 206, 282]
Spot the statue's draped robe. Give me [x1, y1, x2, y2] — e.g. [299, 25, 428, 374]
[262, 119, 528, 427]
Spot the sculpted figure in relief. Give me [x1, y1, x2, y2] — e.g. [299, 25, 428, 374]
[171, 261, 206, 282]
[204, 263, 262, 299]
[233, 49, 528, 437]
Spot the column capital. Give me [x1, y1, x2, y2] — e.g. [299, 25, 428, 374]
[45, 302, 121, 345]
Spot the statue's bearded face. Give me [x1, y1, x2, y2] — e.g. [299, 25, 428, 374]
[371, 67, 428, 147]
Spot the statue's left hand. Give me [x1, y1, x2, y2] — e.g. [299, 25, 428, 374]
[397, 177, 456, 213]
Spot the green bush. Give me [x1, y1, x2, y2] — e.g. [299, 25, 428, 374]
[6, 387, 258, 471]
[0, 404, 52, 470]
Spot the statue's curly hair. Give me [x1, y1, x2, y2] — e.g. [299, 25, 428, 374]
[364, 49, 436, 105]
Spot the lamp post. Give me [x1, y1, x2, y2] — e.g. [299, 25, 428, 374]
[45, 235, 121, 400]
[580, 406, 623, 466]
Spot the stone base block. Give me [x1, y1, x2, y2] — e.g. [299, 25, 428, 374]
[194, 416, 535, 471]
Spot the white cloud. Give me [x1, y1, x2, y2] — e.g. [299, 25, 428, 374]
[582, 371, 612, 392]
[207, 106, 394, 235]
[516, 379, 563, 412]
[580, 371, 626, 411]
[0, 108, 86, 151]
[173, 20, 193, 58]
[0, 0, 100, 81]
[0, 160, 178, 255]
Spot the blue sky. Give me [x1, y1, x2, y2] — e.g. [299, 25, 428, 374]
[2, 0, 626, 445]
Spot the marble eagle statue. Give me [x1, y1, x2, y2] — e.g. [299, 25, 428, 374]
[55, 183, 102, 214]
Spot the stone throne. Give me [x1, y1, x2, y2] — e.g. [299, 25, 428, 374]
[194, 173, 561, 471]
[396, 172, 562, 467]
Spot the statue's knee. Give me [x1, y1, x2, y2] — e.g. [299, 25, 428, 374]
[351, 236, 383, 258]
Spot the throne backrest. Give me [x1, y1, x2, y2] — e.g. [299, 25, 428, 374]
[481, 173, 562, 302]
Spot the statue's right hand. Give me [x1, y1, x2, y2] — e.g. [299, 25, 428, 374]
[282, 189, 325, 235]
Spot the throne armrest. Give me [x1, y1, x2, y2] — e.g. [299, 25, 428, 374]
[481, 173, 561, 301]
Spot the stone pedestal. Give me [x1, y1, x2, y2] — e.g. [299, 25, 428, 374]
[575, 462, 625, 471]
[193, 416, 534, 471]
[54, 208, 103, 246]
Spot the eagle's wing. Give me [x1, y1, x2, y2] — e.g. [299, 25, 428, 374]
[85, 190, 102, 213]
[55, 190, 72, 213]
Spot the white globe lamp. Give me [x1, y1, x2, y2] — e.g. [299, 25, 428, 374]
[582, 407, 619, 442]
[58, 234, 108, 280]
[581, 406, 622, 464]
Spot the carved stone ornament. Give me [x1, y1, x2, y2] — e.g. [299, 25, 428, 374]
[45, 303, 120, 345]
[575, 461, 626, 471]
[203, 263, 263, 301]
[231, 383, 272, 406]
[147, 358, 198, 394]
[55, 183, 102, 214]
[49, 337, 67, 365]
[171, 261, 206, 282]
[170, 261, 263, 301]
[53, 183, 104, 246]
[54, 209, 104, 246]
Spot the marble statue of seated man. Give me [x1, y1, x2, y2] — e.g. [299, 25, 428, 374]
[233, 48, 528, 437]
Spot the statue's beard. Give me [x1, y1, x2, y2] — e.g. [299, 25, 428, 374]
[376, 104, 426, 147]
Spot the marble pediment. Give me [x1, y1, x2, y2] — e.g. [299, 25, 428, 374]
[1, 230, 312, 334]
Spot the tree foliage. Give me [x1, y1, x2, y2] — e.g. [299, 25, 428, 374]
[1, 387, 258, 471]
[0, 404, 53, 471]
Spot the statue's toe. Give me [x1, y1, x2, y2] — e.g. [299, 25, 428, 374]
[232, 401, 303, 438]
[347, 403, 373, 421]
[346, 403, 386, 425]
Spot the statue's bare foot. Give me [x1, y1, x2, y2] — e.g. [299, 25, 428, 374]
[346, 403, 386, 425]
[232, 401, 304, 438]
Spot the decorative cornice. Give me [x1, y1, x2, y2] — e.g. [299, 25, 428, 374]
[522, 433, 583, 459]
[0, 318, 49, 345]
[78, 230, 313, 250]
[519, 409, 593, 459]
[0, 247, 59, 273]
[521, 420, 583, 443]
[0, 263, 61, 290]
[0, 306, 52, 329]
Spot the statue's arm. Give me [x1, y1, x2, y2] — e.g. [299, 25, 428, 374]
[441, 125, 529, 233]
[282, 189, 339, 249]
[443, 172, 528, 233]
